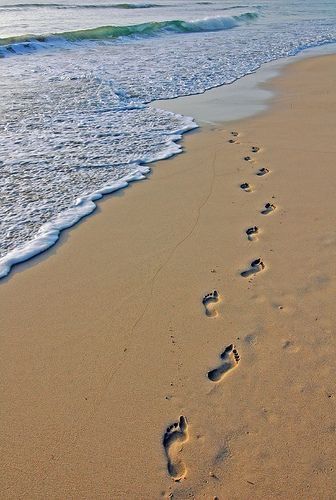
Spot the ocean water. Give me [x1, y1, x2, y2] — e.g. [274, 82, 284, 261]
[1, 0, 336, 278]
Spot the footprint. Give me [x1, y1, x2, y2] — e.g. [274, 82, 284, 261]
[251, 146, 260, 153]
[241, 258, 265, 278]
[163, 416, 189, 481]
[229, 131, 240, 143]
[282, 340, 300, 353]
[261, 202, 276, 215]
[202, 290, 220, 317]
[240, 182, 253, 193]
[244, 155, 252, 162]
[208, 344, 240, 382]
[256, 167, 269, 176]
[246, 226, 259, 241]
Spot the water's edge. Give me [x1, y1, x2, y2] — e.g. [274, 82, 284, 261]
[152, 43, 336, 124]
[2, 43, 336, 282]
[0, 116, 197, 280]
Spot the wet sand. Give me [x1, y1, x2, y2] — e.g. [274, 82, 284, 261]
[1, 54, 336, 499]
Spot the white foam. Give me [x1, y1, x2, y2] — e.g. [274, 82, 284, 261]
[0, 110, 196, 279]
[0, 167, 148, 279]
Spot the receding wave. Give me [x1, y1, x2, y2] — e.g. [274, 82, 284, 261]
[0, 2, 163, 10]
[0, 13, 259, 56]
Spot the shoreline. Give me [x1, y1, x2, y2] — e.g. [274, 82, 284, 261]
[0, 121, 196, 281]
[2, 43, 336, 282]
[152, 42, 336, 124]
[1, 54, 336, 498]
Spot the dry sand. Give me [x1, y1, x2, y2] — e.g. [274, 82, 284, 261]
[1, 54, 336, 499]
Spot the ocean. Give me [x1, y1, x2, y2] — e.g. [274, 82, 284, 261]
[1, 0, 335, 278]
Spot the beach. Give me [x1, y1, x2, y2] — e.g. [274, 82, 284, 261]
[1, 53, 336, 499]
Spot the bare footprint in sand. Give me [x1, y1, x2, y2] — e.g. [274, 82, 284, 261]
[240, 182, 253, 192]
[256, 167, 269, 176]
[202, 290, 220, 317]
[229, 131, 240, 144]
[208, 344, 240, 382]
[163, 416, 189, 481]
[261, 202, 276, 215]
[244, 155, 253, 162]
[241, 258, 265, 278]
[251, 146, 260, 153]
[246, 226, 259, 241]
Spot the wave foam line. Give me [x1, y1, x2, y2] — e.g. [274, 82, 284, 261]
[0, 13, 259, 57]
[0, 168, 148, 279]
[0, 2, 163, 10]
[0, 115, 197, 280]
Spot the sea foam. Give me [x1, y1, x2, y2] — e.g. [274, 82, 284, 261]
[0, 102, 196, 279]
[0, 167, 148, 279]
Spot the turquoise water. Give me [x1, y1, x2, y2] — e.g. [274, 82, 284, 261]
[0, 0, 336, 277]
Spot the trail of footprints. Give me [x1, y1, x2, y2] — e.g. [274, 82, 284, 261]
[233, 129, 275, 278]
[162, 130, 277, 482]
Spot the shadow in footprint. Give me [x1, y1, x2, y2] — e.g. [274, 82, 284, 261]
[251, 146, 260, 153]
[229, 131, 240, 143]
[241, 258, 265, 278]
[163, 416, 189, 481]
[246, 226, 259, 241]
[202, 290, 220, 317]
[256, 167, 269, 176]
[261, 202, 276, 215]
[240, 182, 252, 193]
[208, 344, 240, 382]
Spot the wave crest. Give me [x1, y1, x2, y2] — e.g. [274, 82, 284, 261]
[0, 12, 259, 57]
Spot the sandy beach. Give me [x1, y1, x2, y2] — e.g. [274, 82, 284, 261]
[1, 54, 336, 499]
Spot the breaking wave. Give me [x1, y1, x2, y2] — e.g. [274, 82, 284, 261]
[0, 12, 259, 57]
